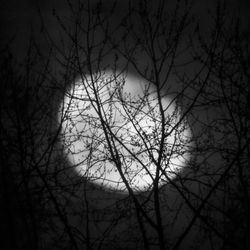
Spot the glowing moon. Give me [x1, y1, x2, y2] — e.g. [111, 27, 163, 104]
[59, 71, 192, 193]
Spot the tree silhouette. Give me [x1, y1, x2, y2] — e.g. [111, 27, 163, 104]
[0, 0, 249, 249]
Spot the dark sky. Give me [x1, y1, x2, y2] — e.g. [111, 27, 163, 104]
[1, 0, 249, 59]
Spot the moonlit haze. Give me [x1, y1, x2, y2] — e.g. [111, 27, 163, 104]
[59, 71, 192, 193]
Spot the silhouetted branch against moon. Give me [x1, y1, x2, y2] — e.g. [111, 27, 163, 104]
[59, 70, 193, 193]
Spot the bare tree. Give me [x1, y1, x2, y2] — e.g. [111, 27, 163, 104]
[1, 0, 249, 250]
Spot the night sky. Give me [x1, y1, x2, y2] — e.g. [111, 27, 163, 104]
[1, 1, 250, 250]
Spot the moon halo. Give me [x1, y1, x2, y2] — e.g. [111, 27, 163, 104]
[58, 70, 192, 193]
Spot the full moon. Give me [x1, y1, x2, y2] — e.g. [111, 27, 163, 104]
[59, 71, 192, 193]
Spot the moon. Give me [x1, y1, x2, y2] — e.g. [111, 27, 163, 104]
[59, 70, 192, 193]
